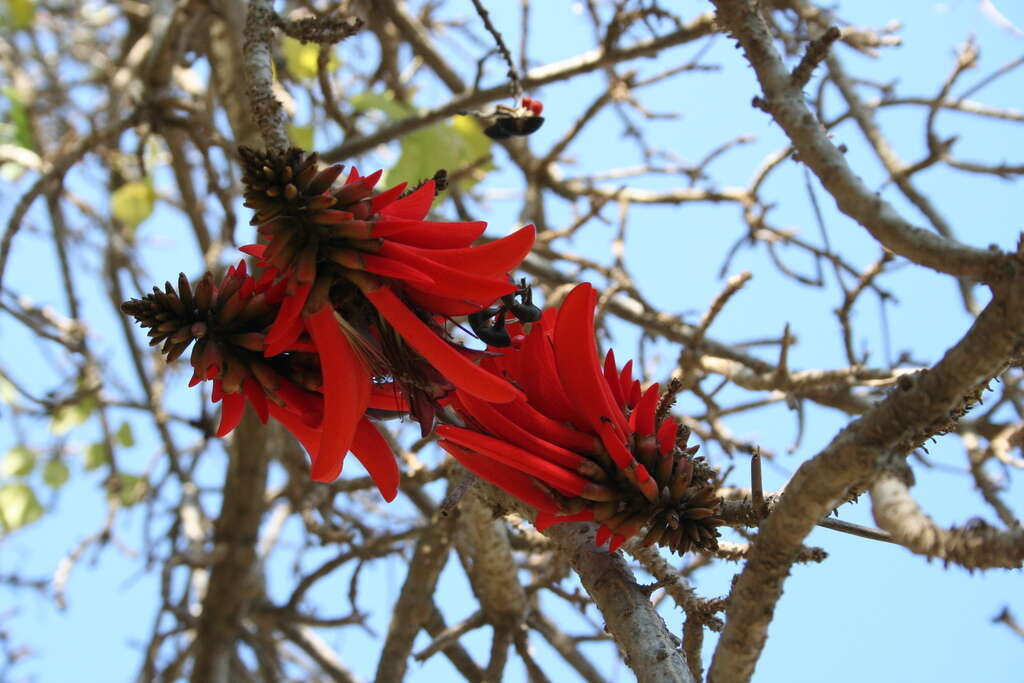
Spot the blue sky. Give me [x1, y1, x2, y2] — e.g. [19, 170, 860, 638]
[2, 1, 1023, 681]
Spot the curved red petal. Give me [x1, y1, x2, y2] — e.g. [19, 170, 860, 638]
[264, 281, 313, 357]
[362, 285, 519, 403]
[604, 350, 624, 408]
[369, 182, 407, 213]
[519, 324, 583, 426]
[618, 360, 634, 403]
[440, 441, 560, 513]
[381, 180, 435, 220]
[215, 393, 246, 437]
[369, 383, 409, 412]
[629, 380, 642, 407]
[242, 379, 269, 424]
[657, 418, 677, 455]
[596, 419, 634, 469]
[608, 534, 628, 552]
[553, 284, 630, 435]
[630, 383, 660, 437]
[267, 401, 321, 460]
[240, 243, 268, 259]
[399, 225, 535, 279]
[379, 220, 487, 248]
[454, 389, 586, 470]
[351, 417, 400, 501]
[378, 241, 516, 303]
[273, 378, 324, 426]
[306, 308, 371, 482]
[358, 252, 435, 286]
[404, 289, 486, 317]
[595, 525, 613, 548]
[436, 425, 588, 496]
[494, 399, 601, 454]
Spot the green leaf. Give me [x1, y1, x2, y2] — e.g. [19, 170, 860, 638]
[42, 460, 70, 489]
[282, 36, 333, 81]
[111, 473, 148, 507]
[0, 446, 35, 477]
[4, 0, 35, 31]
[0, 483, 42, 532]
[110, 179, 156, 229]
[83, 442, 109, 471]
[288, 123, 314, 151]
[50, 396, 98, 436]
[115, 422, 134, 448]
[3, 86, 36, 151]
[385, 119, 494, 191]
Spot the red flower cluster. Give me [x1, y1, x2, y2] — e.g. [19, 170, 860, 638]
[438, 284, 722, 554]
[124, 147, 537, 501]
[125, 147, 720, 555]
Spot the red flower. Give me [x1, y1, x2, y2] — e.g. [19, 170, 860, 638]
[438, 283, 722, 554]
[239, 148, 533, 454]
[121, 260, 404, 500]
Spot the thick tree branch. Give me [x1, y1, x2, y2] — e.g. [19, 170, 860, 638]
[707, 252, 1024, 680]
[190, 411, 270, 683]
[709, 0, 1003, 282]
[871, 473, 1024, 569]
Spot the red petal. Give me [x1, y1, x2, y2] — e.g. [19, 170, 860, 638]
[240, 243, 267, 259]
[369, 383, 409, 412]
[493, 398, 601, 453]
[399, 225, 535, 279]
[618, 360, 634, 403]
[378, 241, 515, 303]
[382, 180, 434, 220]
[519, 325, 584, 427]
[306, 308, 371, 482]
[351, 418, 400, 501]
[629, 380, 642, 407]
[630, 383, 660, 437]
[657, 418, 677, 455]
[264, 281, 313, 356]
[454, 390, 586, 470]
[369, 182, 407, 213]
[267, 402, 321, 459]
[436, 425, 589, 496]
[273, 378, 324, 426]
[596, 419, 634, 469]
[553, 284, 630, 435]
[362, 285, 519, 403]
[404, 289, 487, 317]
[440, 441, 560, 513]
[215, 393, 246, 437]
[361, 252, 436, 286]
[334, 249, 435, 285]
[376, 220, 487, 248]
[604, 350, 624, 408]
[595, 525, 612, 547]
[242, 379, 269, 424]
